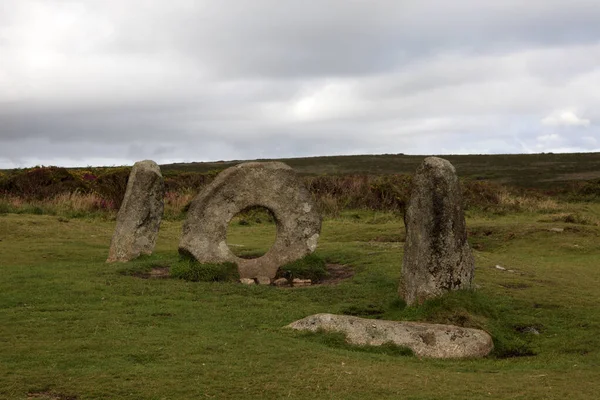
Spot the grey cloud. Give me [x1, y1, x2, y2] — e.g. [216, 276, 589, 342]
[1, 0, 600, 168]
[85, 1, 600, 78]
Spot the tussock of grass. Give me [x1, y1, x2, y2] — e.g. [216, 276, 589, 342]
[0, 193, 115, 218]
[170, 257, 239, 282]
[538, 212, 598, 226]
[341, 303, 386, 317]
[277, 253, 329, 282]
[386, 290, 538, 359]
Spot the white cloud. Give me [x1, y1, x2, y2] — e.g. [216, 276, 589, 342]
[541, 110, 591, 127]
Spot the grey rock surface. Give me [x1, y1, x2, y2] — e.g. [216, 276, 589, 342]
[179, 162, 321, 279]
[256, 276, 271, 285]
[292, 278, 312, 287]
[287, 313, 493, 359]
[273, 278, 290, 287]
[401, 157, 475, 305]
[107, 160, 164, 262]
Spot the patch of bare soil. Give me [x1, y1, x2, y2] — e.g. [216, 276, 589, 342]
[498, 282, 531, 289]
[132, 266, 170, 279]
[317, 263, 355, 285]
[28, 391, 78, 400]
[372, 234, 405, 242]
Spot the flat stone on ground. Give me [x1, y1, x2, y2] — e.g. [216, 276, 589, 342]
[287, 313, 493, 359]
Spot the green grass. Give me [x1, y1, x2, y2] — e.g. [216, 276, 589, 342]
[1, 207, 600, 399]
[170, 259, 239, 282]
[277, 253, 329, 281]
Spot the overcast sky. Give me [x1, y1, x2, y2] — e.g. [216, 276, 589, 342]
[1, 0, 600, 168]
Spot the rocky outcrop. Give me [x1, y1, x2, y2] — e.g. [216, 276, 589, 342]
[287, 313, 493, 359]
[107, 160, 164, 262]
[179, 162, 321, 279]
[401, 157, 475, 305]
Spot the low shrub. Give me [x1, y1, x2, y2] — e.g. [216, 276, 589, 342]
[0, 167, 563, 217]
[0, 166, 88, 199]
[93, 167, 130, 209]
[305, 174, 413, 216]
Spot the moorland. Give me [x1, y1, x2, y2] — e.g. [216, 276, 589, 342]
[1, 152, 599, 399]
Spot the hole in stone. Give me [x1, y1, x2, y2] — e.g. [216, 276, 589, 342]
[226, 206, 277, 259]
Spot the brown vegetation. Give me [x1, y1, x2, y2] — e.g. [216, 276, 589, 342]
[0, 164, 573, 218]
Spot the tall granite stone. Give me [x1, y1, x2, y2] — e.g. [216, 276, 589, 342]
[107, 160, 165, 262]
[178, 162, 321, 279]
[401, 157, 475, 305]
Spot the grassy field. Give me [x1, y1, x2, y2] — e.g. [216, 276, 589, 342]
[1, 205, 599, 399]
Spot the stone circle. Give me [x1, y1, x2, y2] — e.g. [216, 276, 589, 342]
[178, 162, 321, 279]
[401, 157, 475, 305]
[107, 160, 165, 262]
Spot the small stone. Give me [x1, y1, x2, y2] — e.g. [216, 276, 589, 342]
[549, 228, 564, 233]
[240, 278, 256, 285]
[273, 278, 289, 287]
[255, 276, 271, 285]
[522, 327, 540, 335]
[495, 265, 506, 271]
[292, 278, 311, 287]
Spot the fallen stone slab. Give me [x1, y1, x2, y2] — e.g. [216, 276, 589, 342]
[107, 160, 165, 262]
[287, 313, 493, 359]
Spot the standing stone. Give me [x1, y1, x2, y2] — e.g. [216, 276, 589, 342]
[178, 162, 321, 279]
[401, 157, 475, 305]
[107, 160, 165, 262]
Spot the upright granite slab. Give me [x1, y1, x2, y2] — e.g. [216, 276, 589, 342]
[178, 162, 321, 279]
[401, 157, 475, 305]
[287, 314, 493, 359]
[107, 160, 165, 262]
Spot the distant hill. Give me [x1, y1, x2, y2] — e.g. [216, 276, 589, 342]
[161, 152, 600, 189]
